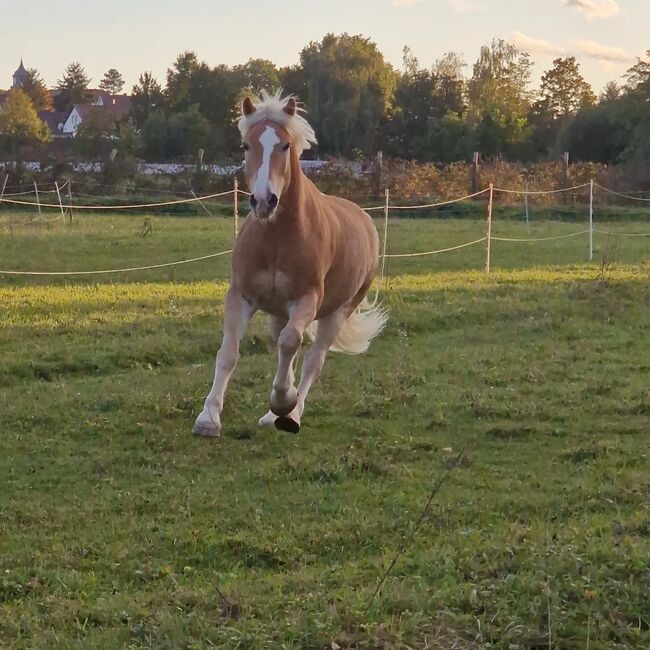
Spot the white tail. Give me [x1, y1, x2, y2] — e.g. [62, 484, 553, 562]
[307, 299, 388, 355]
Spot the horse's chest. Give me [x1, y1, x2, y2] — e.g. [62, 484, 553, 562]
[246, 270, 297, 313]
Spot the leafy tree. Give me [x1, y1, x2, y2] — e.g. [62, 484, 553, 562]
[468, 39, 532, 118]
[234, 58, 280, 94]
[22, 69, 52, 111]
[296, 33, 396, 155]
[131, 72, 165, 128]
[55, 62, 91, 111]
[386, 47, 465, 160]
[0, 89, 51, 152]
[535, 58, 595, 120]
[623, 51, 650, 97]
[99, 68, 125, 94]
[600, 81, 621, 103]
[165, 51, 200, 111]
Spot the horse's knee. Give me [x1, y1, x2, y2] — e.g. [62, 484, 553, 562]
[216, 347, 238, 374]
[278, 326, 302, 357]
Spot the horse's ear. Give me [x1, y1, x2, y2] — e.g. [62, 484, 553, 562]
[242, 97, 256, 117]
[283, 98, 297, 117]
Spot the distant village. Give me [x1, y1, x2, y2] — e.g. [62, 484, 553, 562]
[0, 59, 131, 138]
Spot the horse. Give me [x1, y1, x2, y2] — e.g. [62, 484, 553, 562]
[192, 90, 387, 437]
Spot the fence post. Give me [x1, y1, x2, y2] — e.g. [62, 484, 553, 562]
[380, 188, 390, 282]
[485, 183, 494, 274]
[524, 181, 530, 231]
[589, 179, 594, 262]
[233, 178, 239, 239]
[470, 152, 479, 194]
[1, 175, 10, 238]
[67, 180, 74, 224]
[0, 174, 7, 206]
[55, 182, 66, 220]
[33, 181, 42, 219]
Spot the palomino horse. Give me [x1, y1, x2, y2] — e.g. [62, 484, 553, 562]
[193, 91, 387, 436]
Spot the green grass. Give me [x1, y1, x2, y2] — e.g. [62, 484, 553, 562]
[0, 213, 649, 649]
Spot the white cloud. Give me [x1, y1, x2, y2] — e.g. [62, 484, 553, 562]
[574, 39, 635, 63]
[511, 31, 566, 59]
[564, 0, 621, 19]
[450, 0, 483, 11]
[392, 0, 423, 7]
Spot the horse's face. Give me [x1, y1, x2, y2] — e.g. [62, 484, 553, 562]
[241, 97, 296, 220]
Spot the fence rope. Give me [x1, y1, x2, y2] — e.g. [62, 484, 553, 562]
[491, 230, 590, 242]
[0, 250, 232, 276]
[493, 183, 590, 196]
[385, 188, 491, 211]
[594, 184, 650, 203]
[385, 237, 487, 258]
[0, 190, 235, 211]
[593, 228, 650, 238]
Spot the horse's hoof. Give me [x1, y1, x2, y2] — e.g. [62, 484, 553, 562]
[192, 422, 221, 438]
[275, 416, 301, 434]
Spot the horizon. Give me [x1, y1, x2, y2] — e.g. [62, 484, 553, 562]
[1, 0, 648, 95]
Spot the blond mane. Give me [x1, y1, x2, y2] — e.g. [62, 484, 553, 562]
[237, 89, 317, 156]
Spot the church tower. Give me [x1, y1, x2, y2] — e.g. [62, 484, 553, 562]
[12, 59, 28, 88]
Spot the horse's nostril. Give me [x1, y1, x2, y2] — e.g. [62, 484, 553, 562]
[250, 195, 258, 209]
[269, 193, 278, 209]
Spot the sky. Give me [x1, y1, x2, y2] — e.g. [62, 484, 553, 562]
[1, 0, 647, 93]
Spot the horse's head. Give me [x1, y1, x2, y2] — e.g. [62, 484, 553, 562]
[238, 91, 317, 221]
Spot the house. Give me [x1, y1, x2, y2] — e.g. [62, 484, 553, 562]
[1, 60, 132, 138]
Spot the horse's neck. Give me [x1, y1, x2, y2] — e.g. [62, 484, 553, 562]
[279, 150, 317, 223]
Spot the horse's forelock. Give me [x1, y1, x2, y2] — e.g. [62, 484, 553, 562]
[238, 90, 317, 155]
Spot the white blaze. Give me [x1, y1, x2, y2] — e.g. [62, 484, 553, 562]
[252, 125, 281, 200]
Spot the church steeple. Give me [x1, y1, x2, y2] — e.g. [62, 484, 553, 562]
[13, 59, 28, 88]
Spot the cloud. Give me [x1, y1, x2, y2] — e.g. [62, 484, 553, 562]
[449, 0, 483, 11]
[392, 0, 423, 7]
[574, 39, 635, 63]
[564, 0, 621, 19]
[511, 31, 566, 59]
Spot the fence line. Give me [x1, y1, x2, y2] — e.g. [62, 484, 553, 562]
[594, 184, 650, 203]
[1, 180, 649, 279]
[0, 189, 235, 211]
[491, 230, 591, 243]
[593, 228, 650, 238]
[0, 250, 233, 277]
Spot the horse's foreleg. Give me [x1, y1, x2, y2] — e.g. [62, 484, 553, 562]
[274, 307, 348, 434]
[193, 289, 255, 438]
[270, 294, 318, 418]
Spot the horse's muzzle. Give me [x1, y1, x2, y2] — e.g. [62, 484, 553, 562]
[251, 193, 279, 220]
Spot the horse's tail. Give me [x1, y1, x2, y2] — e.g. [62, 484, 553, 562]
[307, 298, 388, 355]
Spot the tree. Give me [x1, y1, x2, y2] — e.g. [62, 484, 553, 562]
[234, 58, 280, 94]
[467, 39, 532, 118]
[623, 51, 650, 97]
[22, 69, 52, 111]
[99, 68, 125, 94]
[165, 51, 200, 111]
[55, 62, 91, 111]
[600, 81, 621, 103]
[296, 33, 396, 155]
[535, 58, 595, 120]
[0, 89, 51, 152]
[131, 72, 165, 128]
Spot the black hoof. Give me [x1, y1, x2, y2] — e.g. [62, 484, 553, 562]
[275, 416, 300, 434]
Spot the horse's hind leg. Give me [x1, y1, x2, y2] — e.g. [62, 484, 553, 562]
[192, 289, 255, 437]
[275, 306, 348, 434]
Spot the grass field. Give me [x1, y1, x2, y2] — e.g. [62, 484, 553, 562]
[1, 212, 649, 649]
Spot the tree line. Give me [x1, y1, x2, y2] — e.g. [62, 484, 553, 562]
[1, 33, 649, 165]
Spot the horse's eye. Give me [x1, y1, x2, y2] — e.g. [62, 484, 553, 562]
[242, 143, 250, 152]
[282, 143, 291, 152]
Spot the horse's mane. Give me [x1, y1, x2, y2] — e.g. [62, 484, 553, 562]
[237, 89, 317, 155]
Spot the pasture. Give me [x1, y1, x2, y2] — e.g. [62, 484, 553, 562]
[1, 211, 649, 649]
